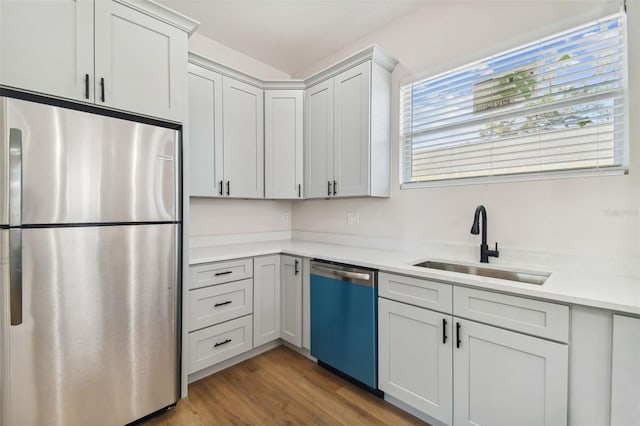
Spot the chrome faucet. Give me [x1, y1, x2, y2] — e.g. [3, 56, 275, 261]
[471, 205, 499, 263]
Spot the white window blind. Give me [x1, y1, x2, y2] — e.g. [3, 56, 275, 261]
[400, 13, 627, 186]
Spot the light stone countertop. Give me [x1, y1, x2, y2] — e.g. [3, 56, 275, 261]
[190, 239, 640, 315]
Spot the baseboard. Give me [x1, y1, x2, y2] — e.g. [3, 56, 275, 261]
[384, 394, 446, 426]
[187, 340, 281, 384]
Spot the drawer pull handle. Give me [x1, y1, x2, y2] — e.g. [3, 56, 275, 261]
[215, 271, 233, 276]
[456, 322, 461, 348]
[214, 300, 232, 307]
[443, 318, 448, 344]
[214, 338, 232, 348]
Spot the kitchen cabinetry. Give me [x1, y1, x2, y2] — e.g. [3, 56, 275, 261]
[265, 90, 304, 199]
[0, 0, 196, 122]
[188, 258, 254, 374]
[187, 58, 264, 198]
[188, 64, 223, 197]
[379, 298, 453, 424]
[610, 314, 640, 426]
[281, 255, 303, 347]
[378, 272, 569, 426]
[253, 255, 281, 346]
[305, 57, 393, 198]
[223, 78, 264, 198]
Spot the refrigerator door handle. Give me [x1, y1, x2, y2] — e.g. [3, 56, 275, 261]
[9, 128, 23, 325]
[9, 228, 22, 325]
[9, 128, 22, 227]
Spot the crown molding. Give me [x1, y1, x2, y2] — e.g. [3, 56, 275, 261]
[115, 0, 200, 35]
[188, 44, 398, 91]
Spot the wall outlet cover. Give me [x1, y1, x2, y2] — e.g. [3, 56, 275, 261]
[281, 212, 289, 222]
[347, 213, 359, 225]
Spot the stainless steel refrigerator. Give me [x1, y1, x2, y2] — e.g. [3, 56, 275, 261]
[0, 95, 181, 425]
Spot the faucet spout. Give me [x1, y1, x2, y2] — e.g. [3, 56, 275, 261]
[470, 205, 499, 263]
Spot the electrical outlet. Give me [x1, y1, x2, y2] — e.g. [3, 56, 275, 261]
[281, 212, 289, 222]
[347, 212, 359, 225]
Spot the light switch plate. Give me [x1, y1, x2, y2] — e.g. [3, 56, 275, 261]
[281, 212, 289, 222]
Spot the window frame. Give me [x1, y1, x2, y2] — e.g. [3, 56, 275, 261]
[399, 12, 629, 190]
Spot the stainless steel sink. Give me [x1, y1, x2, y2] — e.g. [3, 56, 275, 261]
[413, 260, 549, 285]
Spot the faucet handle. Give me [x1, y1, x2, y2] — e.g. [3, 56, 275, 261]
[493, 242, 500, 257]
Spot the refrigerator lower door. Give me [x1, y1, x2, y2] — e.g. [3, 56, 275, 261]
[4, 97, 179, 225]
[0, 229, 8, 426]
[8, 224, 179, 426]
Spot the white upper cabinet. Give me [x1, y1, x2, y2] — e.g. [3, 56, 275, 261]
[94, 1, 189, 122]
[0, 0, 197, 122]
[222, 77, 264, 199]
[304, 53, 394, 199]
[304, 79, 334, 198]
[0, 0, 94, 102]
[265, 90, 304, 199]
[333, 62, 371, 197]
[188, 65, 223, 197]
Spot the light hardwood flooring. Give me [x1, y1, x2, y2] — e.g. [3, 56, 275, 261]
[145, 346, 428, 425]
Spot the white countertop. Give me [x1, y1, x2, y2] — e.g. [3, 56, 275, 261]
[190, 239, 640, 315]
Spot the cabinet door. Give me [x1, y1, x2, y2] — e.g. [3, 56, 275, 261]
[265, 90, 304, 199]
[95, 1, 187, 121]
[281, 255, 302, 347]
[454, 319, 568, 426]
[610, 314, 640, 426]
[222, 77, 264, 198]
[304, 79, 334, 198]
[0, 0, 94, 102]
[378, 298, 453, 424]
[333, 62, 371, 197]
[253, 255, 280, 347]
[188, 65, 223, 197]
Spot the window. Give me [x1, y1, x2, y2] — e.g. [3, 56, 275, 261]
[400, 13, 627, 186]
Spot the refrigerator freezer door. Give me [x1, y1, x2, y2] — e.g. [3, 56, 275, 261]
[0, 99, 7, 226]
[9, 224, 179, 425]
[5, 97, 179, 225]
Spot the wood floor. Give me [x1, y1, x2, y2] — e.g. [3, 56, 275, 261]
[145, 346, 428, 425]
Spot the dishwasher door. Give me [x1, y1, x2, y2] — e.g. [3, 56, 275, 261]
[310, 261, 378, 389]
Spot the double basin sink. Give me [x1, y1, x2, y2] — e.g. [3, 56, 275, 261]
[413, 260, 549, 285]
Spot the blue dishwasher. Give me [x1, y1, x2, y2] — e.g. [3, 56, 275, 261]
[310, 260, 378, 391]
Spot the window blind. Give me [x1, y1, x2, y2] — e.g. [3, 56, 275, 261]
[400, 13, 627, 185]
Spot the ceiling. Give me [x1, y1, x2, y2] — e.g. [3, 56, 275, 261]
[157, 0, 428, 76]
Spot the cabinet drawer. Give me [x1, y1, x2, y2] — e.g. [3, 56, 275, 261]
[453, 287, 569, 342]
[188, 315, 253, 374]
[189, 279, 253, 331]
[379, 272, 452, 313]
[190, 258, 253, 289]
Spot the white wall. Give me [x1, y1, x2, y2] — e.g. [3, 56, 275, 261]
[187, 33, 293, 238]
[292, 0, 640, 275]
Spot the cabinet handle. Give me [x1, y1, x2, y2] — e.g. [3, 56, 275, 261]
[456, 322, 461, 348]
[214, 338, 232, 348]
[226, 180, 230, 196]
[333, 180, 337, 196]
[214, 300, 232, 307]
[298, 183, 301, 198]
[218, 180, 223, 196]
[84, 74, 90, 99]
[443, 318, 448, 344]
[214, 271, 232, 276]
[328, 181, 331, 196]
[100, 78, 105, 102]
[294, 259, 299, 275]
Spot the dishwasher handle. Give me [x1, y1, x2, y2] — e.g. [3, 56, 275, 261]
[311, 263, 374, 287]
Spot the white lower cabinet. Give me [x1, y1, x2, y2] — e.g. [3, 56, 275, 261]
[379, 273, 569, 426]
[378, 298, 453, 424]
[453, 319, 568, 426]
[610, 314, 640, 426]
[281, 255, 303, 347]
[188, 315, 253, 374]
[253, 255, 281, 346]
